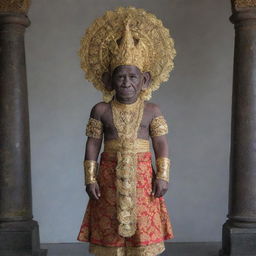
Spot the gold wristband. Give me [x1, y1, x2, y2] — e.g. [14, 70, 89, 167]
[156, 157, 170, 182]
[84, 160, 98, 185]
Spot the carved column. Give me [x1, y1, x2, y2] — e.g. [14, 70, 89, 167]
[220, 0, 256, 255]
[0, 1, 47, 255]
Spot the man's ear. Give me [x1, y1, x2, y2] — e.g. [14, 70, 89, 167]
[101, 72, 112, 91]
[142, 72, 152, 91]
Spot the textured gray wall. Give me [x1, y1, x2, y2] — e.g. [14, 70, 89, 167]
[26, 0, 233, 243]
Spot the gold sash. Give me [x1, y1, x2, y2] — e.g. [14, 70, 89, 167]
[110, 97, 145, 237]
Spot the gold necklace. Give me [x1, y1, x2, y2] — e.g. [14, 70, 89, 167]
[111, 97, 144, 141]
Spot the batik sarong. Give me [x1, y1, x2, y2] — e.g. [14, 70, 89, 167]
[77, 151, 174, 256]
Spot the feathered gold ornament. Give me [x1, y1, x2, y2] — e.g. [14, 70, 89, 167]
[234, 0, 256, 8]
[79, 7, 176, 102]
[0, 0, 30, 13]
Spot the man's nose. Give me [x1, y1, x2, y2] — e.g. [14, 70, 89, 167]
[122, 76, 131, 87]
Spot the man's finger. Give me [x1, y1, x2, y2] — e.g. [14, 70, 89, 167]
[95, 184, 101, 197]
[152, 180, 156, 196]
[92, 188, 99, 200]
[154, 185, 161, 198]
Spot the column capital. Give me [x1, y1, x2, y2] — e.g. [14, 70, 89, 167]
[0, 0, 31, 14]
[0, 13, 30, 27]
[230, 1, 256, 28]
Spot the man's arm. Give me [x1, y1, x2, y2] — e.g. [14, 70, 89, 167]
[149, 104, 170, 198]
[84, 137, 102, 200]
[152, 134, 169, 159]
[85, 137, 102, 161]
[152, 135, 169, 198]
[84, 103, 105, 200]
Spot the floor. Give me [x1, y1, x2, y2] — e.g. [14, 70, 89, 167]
[41, 242, 221, 256]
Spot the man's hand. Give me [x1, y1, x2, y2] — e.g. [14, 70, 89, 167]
[86, 183, 101, 200]
[152, 178, 168, 198]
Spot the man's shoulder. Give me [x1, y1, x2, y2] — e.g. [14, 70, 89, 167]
[144, 101, 162, 117]
[92, 102, 110, 111]
[90, 102, 110, 119]
[145, 101, 160, 110]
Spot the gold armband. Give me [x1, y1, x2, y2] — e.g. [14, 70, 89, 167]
[156, 157, 170, 182]
[84, 160, 98, 185]
[85, 117, 103, 139]
[150, 116, 168, 137]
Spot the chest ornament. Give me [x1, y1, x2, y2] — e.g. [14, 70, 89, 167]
[111, 97, 145, 237]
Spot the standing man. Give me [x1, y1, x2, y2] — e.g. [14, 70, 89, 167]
[77, 7, 176, 256]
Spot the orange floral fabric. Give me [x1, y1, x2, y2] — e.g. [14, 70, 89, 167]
[77, 152, 174, 247]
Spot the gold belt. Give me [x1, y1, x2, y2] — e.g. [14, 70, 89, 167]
[104, 138, 150, 153]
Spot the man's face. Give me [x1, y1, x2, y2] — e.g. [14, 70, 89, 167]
[111, 65, 144, 103]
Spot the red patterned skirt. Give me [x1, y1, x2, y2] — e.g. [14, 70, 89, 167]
[77, 152, 174, 256]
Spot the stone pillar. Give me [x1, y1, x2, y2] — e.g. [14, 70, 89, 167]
[0, 1, 47, 255]
[220, 0, 256, 255]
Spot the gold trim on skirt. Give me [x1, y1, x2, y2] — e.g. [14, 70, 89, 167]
[89, 241, 165, 256]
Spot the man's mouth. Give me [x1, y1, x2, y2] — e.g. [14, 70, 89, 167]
[120, 88, 134, 94]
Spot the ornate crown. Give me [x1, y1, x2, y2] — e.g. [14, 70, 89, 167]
[80, 7, 176, 102]
[110, 19, 146, 72]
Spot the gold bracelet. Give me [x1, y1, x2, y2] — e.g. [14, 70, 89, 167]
[156, 157, 170, 182]
[84, 160, 98, 185]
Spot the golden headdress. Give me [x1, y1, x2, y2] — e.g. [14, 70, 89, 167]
[80, 7, 176, 102]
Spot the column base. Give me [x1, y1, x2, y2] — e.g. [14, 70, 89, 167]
[0, 249, 47, 256]
[0, 220, 47, 256]
[220, 220, 256, 255]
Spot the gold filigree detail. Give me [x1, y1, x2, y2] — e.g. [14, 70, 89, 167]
[150, 115, 168, 137]
[84, 160, 98, 185]
[234, 0, 256, 8]
[110, 19, 146, 73]
[86, 117, 103, 139]
[79, 7, 176, 103]
[111, 97, 144, 237]
[104, 139, 150, 153]
[156, 157, 170, 182]
[0, 0, 30, 13]
[89, 241, 165, 256]
[111, 98, 144, 140]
